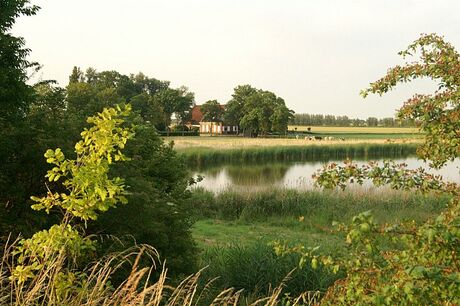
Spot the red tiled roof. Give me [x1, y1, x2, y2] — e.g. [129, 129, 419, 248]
[191, 105, 203, 123]
[190, 104, 226, 124]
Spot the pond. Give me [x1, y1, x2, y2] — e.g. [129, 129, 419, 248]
[191, 156, 460, 193]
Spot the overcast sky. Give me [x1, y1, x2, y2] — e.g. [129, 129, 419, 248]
[12, 0, 460, 118]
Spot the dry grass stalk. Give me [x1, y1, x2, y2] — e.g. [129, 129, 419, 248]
[1, 238, 316, 305]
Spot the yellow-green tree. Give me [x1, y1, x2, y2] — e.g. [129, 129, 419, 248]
[11, 105, 134, 300]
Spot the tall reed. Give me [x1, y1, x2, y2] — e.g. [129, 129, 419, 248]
[181, 143, 418, 167]
[199, 241, 340, 304]
[187, 188, 447, 224]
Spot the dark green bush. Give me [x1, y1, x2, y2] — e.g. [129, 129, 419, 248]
[89, 124, 198, 278]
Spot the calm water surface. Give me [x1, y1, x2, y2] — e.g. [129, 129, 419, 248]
[192, 157, 460, 193]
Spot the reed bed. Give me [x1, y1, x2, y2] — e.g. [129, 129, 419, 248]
[199, 241, 338, 305]
[180, 143, 418, 167]
[187, 187, 446, 223]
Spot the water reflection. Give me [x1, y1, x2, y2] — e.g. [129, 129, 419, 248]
[226, 164, 289, 185]
[192, 157, 460, 193]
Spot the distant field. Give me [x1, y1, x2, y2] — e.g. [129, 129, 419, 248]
[289, 125, 419, 134]
[166, 126, 421, 151]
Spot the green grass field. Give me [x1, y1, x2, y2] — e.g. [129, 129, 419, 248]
[189, 188, 446, 252]
[288, 125, 419, 134]
[193, 218, 345, 254]
[188, 188, 447, 301]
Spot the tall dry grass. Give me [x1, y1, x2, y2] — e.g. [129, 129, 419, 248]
[171, 136, 421, 151]
[0, 236, 317, 305]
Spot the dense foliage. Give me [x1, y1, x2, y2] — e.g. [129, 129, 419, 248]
[0, 2, 197, 276]
[225, 85, 294, 136]
[3, 107, 205, 305]
[200, 99, 224, 122]
[66, 67, 194, 132]
[0, 0, 53, 239]
[0, 0, 39, 121]
[11, 105, 133, 290]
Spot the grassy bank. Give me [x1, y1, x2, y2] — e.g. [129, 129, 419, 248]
[189, 188, 447, 245]
[188, 188, 449, 302]
[179, 143, 418, 166]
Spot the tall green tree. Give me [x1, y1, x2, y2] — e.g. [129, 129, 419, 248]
[271, 99, 294, 133]
[66, 68, 169, 129]
[0, 0, 47, 238]
[173, 86, 195, 126]
[200, 99, 224, 122]
[224, 84, 257, 126]
[0, 0, 39, 121]
[69, 66, 84, 84]
[226, 85, 293, 136]
[152, 86, 194, 128]
[130, 92, 165, 128]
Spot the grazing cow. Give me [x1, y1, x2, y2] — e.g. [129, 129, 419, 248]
[314, 136, 322, 140]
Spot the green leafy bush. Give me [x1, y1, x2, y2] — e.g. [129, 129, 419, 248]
[285, 34, 460, 305]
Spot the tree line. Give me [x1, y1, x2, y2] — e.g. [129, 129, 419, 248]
[68, 66, 195, 131]
[291, 113, 415, 127]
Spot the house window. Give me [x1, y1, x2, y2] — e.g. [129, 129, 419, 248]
[233, 126, 237, 132]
